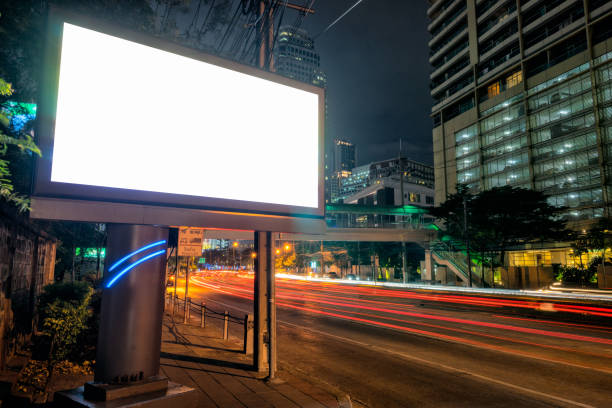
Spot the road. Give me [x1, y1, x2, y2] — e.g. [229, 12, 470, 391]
[171, 271, 612, 408]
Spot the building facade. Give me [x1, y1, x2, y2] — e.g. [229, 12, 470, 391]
[339, 157, 435, 203]
[343, 177, 435, 208]
[333, 139, 356, 174]
[275, 25, 327, 88]
[328, 139, 356, 202]
[429, 0, 612, 227]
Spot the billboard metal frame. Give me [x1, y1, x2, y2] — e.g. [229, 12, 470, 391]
[32, 7, 325, 233]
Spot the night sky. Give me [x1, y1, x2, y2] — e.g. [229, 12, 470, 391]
[171, 0, 433, 166]
[299, 1, 433, 166]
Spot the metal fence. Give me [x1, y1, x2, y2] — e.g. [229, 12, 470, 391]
[165, 294, 253, 354]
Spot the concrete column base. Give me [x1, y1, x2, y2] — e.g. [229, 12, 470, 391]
[55, 380, 197, 407]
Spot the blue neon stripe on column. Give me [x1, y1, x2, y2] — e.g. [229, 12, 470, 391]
[106, 249, 166, 288]
[108, 240, 167, 272]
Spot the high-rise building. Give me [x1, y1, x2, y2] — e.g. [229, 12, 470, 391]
[428, 0, 612, 227]
[275, 26, 327, 88]
[329, 139, 356, 202]
[333, 139, 356, 173]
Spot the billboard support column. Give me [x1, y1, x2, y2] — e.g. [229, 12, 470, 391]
[56, 225, 198, 406]
[95, 224, 168, 384]
[254, 231, 271, 373]
[267, 233, 277, 380]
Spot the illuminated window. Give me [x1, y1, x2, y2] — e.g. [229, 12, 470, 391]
[506, 71, 523, 88]
[487, 82, 500, 98]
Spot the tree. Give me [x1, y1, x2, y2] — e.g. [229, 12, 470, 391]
[429, 184, 473, 244]
[570, 232, 589, 270]
[585, 217, 612, 276]
[0, 78, 41, 211]
[432, 186, 568, 271]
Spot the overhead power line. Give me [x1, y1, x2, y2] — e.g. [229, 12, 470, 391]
[315, 0, 366, 38]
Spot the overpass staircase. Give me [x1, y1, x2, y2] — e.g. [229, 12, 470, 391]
[430, 240, 490, 287]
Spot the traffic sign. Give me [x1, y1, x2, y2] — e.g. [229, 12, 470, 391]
[178, 227, 204, 256]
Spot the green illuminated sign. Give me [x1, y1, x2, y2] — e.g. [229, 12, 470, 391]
[75, 247, 106, 258]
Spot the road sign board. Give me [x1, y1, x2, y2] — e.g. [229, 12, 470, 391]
[178, 227, 204, 257]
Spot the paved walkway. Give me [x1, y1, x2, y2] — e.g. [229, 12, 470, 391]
[160, 311, 351, 408]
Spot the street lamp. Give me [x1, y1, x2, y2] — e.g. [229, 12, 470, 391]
[232, 241, 238, 269]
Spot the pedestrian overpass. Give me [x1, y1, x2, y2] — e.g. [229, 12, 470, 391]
[202, 203, 481, 287]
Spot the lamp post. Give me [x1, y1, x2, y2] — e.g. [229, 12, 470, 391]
[233, 241, 238, 269]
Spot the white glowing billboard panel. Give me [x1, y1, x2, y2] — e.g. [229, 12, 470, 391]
[50, 23, 319, 209]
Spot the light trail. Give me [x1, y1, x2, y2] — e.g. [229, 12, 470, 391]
[493, 315, 612, 333]
[274, 279, 612, 317]
[274, 300, 612, 374]
[277, 297, 612, 362]
[193, 275, 612, 346]
[276, 292, 612, 345]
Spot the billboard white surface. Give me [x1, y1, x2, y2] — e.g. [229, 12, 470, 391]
[49, 22, 319, 209]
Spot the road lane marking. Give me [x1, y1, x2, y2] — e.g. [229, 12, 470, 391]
[198, 291, 612, 376]
[277, 297, 612, 361]
[280, 321, 597, 408]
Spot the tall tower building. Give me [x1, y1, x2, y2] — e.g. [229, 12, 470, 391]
[329, 139, 356, 202]
[333, 139, 356, 174]
[428, 0, 612, 226]
[275, 26, 327, 88]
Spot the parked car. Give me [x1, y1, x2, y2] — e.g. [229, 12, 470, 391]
[347, 274, 357, 280]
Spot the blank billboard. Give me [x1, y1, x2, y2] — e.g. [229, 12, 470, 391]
[34, 14, 324, 228]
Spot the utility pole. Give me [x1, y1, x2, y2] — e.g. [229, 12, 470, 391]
[399, 138, 404, 208]
[463, 196, 472, 287]
[254, 2, 314, 382]
[256, 0, 315, 70]
[399, 138, 407, 285]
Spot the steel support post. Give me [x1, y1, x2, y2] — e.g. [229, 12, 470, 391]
[223, 311, 229, 340]
[244, 314, 254, 355]
[253, 231, 271, 373]
[201, 302, 206, 328]
[267, 233, 277, 380]
[95, 224, 168, 384]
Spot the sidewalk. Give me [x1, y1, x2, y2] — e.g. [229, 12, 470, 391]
[160, 312, 351, 408]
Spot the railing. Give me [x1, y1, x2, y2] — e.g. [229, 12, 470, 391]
[431, 240, 488, 287]
[166, 294, 254, 354]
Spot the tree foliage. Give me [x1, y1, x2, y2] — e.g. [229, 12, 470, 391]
[0, 78, 41, 211]
[564, 217, 612, 285]
[431, 185, 568, 265]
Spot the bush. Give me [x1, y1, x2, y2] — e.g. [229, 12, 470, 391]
[36, 282, 93, 363]
[557, 265, 596, 286]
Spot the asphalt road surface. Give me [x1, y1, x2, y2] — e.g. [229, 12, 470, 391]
[171, 272, 612, 408]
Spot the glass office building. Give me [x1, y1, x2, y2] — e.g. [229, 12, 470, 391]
[429, 0, 612, 226]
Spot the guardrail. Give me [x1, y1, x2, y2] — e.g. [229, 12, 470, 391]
[166, 294, 253, 354]
[431, 240, 487, 287]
